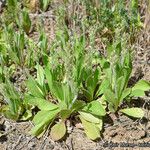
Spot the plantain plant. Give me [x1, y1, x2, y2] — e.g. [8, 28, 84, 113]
[0, 22, 37, 68]
[100, 42, 150, 118]
[0, 79, 31, 121]
[24, 31, 106, 140]
[25, 62, 106, 140]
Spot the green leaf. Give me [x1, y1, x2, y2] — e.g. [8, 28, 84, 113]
[36, 64, 45, 87]
[82, 101, 106, 117]
[50, 122, 66, 141]
[62, 83, 74, 107]
[45, 66, 52, 90]
[20, 110, 32, 121]
[52, 82, 64, 103]
[79, 111, 100, 123]
[25, 97, 58, 110]
[130, 89, 145, 97]
[95, 118, 103, 131]
[1, 80, 20, 101]
[40, 0, 50, 11]
[60, 109, 72, 120]
[83, 69, 99, 101]
[108, 103, 116, 113]
[71, 100, 85, 112]
[82, 88, 93, 102]
[79, 116, 100, 140]
[1, 105, 18, 120]
[22, 10, 31, 34]
[116, 76, 125, 99]
[96, 79, 109, 97]
[120, 88, 131, 102]
[120, 108, 144, 118]
[30, 109, 59, 137]
[132, 80, 150, 91]
[26, 76, 44, 98]
[104, 89, 118, 111]
[0, 81, 22, 119]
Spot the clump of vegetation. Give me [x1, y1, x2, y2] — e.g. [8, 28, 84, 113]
[0, 0, 150, 141]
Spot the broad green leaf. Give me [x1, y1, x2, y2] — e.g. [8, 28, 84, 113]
[108, 103, 116, 112]
[52, 82, 64, 103]
[96, 79, 109, 97]
[45, 66, 53, 91]
[30, 109, 59, 137]
[58, 101, 68, 110]
[123, 67, 132, 87]
[99, 57, 110, 69]
[79, 111, 100, 123]
[36, 64, 45, 87]
[79, 116, 100, 140]
[50, 122, 66, 141]
[7, 0, 17, 7]
[104, 89, 115, 104]
[82, 88, 93, 102]
[71, 100, 85, 112]
[9, 50, 19, 64]
[82, 101, 106, 117]
[60, 109, 72, 120]
[25, 97, 58, 110]
[84, 69, 99, 101]
[120, 88, 131, 102]
[130, 89, 145, 97]
[120, 108, 144, 118]
[3, 110, 18, 120]
[95, 119, 103, 131]
[39, 32, 48, 53]
[33, 109, 59, 125]
[26, 76, 44, 98]
[104, 89, 118, 111]
[30, 121, 49, 138]
[132, 80, 150, 91]
[86, 69, 99, 92]
[62, 83, 73, 107]
[74, 54, 84, 86]
[116, 76, 125, 99]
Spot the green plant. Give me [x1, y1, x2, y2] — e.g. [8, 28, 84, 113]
[0, 79, 31, 120]
[82, 0, 141, 46]
[21, 9, 31, 34]
[6, 29, 25, 66]
[40, 0, 51, 11]
[0, 22, 36, 68]
[100, 42, 150, 118]
[24, 30, 106, 140]
[1, 0, 21, 26]
[0, 0, 149, 142]
[25, 62, 106, 140]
